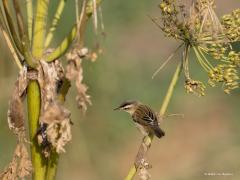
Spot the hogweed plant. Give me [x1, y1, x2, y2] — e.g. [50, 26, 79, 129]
[0, 0, 103, 179]
[0, 0, 239, 180]
[126, 0, 239, 179]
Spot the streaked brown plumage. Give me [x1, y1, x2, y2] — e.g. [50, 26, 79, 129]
[114, 101, 165, 138]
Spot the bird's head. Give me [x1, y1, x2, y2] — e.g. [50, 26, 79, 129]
[114, 100, 139, 115]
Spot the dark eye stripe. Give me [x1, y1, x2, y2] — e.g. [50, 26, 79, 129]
[119, 101, 137, 108]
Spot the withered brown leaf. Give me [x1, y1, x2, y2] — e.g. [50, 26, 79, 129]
[0, 144, 32, 179]
[66, 48, 91, 113]
[8, 66, 28, 134]
[37, 60, 72, 155]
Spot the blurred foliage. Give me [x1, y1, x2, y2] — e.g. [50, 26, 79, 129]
[0, 0, 240, 180]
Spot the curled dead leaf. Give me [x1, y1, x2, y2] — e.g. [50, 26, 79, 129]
[139, 159, 152, 180]
[39, 102, 71, 154]
[8, 66, 28, 134]
[66, 48, 91, 113]
[2, 66, 32, 179]
[8, 95, 24, 132]
[38, 60, 60, 109]
[37, 60, 72, 156]
[0, 144, 32, 179]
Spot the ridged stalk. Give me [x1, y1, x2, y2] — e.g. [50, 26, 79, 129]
[27, 81, 46, 180]
[29, 0, 49, 179]
[125, 62, 183, 180]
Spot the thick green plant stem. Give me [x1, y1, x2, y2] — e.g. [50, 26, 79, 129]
[30, 0, 49, 179]
[125, 62, 183, 180]
[27, 81, 47, 180]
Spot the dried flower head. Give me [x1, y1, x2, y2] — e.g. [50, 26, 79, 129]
[228, 50, 240, 67]
[2, 67, 32, 179]
[222, 9, 240, 42]
[185, 78, 206, 96]
[208, 64, 239, 93]
[154, 0, 240, 95]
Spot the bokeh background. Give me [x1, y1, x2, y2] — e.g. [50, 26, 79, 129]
[0, 0, 240, 179]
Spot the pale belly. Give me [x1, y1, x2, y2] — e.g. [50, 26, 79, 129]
[134, 122, 149, 136]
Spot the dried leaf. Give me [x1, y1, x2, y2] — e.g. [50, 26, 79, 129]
[0, 158, 17, 180]
[0, 144, 32, 179]
[66, 48, 91, 113]
[1, 66, 32, 178]
[139, 167, 151, 180]
[40, 102, 71, 154]
[47, 117, 72, 154]
[8, 94, 24, 132]
[138, 159, 152, 180]
[17, 144, 32, 178]
[18, 66, 28, 97]
[40, 102, 71, 124]
[38, 60, 60, 109]
[8, 66, 28, 134]
[37, 60, 72, 155]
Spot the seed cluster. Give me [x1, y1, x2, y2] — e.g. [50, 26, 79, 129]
[222, 9, 240, 42]
[208, 64, 239, 94]
[185, 78, 206, 96]
[157, 0, 240, 96]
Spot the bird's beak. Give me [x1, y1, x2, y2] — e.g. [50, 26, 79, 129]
[114, 106, 121, 110]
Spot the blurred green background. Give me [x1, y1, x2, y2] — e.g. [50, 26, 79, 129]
[0, 0, 240, 179]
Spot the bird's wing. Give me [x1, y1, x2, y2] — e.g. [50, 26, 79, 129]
[133, 105, 158, 127]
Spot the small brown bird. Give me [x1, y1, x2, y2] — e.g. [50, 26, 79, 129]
[114, 101, 165, 138]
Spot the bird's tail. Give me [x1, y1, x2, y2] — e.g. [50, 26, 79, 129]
[153, 126, 165, 138]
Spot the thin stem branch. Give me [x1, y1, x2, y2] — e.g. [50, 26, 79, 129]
[13, 0, 36, 68]
[46, 25, 77, 62]
[44, 0, 67, 48]
[0, 9, 23, 69]
[152, 43, 184, 79]
[77, 0, 87, 46]
[159, 62, 182, 116]
[197, 47, 214, 69]
[125, 61, 183, 180]
[2, 0, 23, 53]
[26, 0, 33, 44]
[193, 46, 211, 72]
[183, 44, 190, 79]
[32, 0, 49, 58]
[0, 23, 22, 69]
[46, 0, 102, 62]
